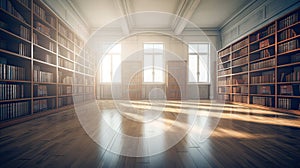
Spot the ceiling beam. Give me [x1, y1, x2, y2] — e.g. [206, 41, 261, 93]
[113, 0, 132, 35]
[172, 0, 201, 35]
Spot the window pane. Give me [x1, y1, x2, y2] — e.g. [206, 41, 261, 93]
[199, 55, 208, 82]
[144, 69, 153, 82]
[144, 55, 153, 68]
[198, 44, 209, 53]
[154, 69, 163, 82]
[188, 55, 197, 82]
[154, 55, 163, 69]
[188, 44, 198, 54]
[154, 44, 163, 53]
[112, 54, 121, 82]
[144, 44, 153, 53]
[101, 55, 111, 82]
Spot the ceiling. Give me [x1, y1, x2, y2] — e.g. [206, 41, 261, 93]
[66, 0, 253, 34]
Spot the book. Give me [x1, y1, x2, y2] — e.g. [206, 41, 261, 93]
[280, 85, 293, 95]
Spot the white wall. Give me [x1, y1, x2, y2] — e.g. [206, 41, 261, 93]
[94, 30, 219, 99]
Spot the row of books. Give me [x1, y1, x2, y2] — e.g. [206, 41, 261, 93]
[0, 63, 25, 81]
[17, 0, 29, 8]
[278, 28, 297, 41]
[232, 56, 248, 66]
[58, 72, 73, 84]
[232, 86, 248, 94]
[232, 75, 248, 84]
[250, 24, 276, 42]
[218, 69, 231, 76]
[20, 25, 30, 40]
[85, 78, 95, 85]
[278, 98, 293, 110]
[251, 48, 274, 61]
[75, 46, 82, 55]
[58, 85, 72, 95]
[218, 94, 230, 101]
[218, 86, 230, 94]
[232, 65, 248, 74]
[33, 33, 56, 52]
[0, 84, 25, 100]
[219, 47, 230, 57]
[73, 86, 84, 94]
[279, 70, 300, 82]
[232, 47, 248, 59]
[0, 0, 27, 23]
[58, 23, 73, 40]
[232, 95, 248, 103]
[34, 53, 55, 65]
[252, 96, 273, 107]
[278, 12, 299, 30]
[75, 55, 84, 65]
[33, 3, 55, 27]
[75, 64, 85, 73]
[58, 57, 73, 70]
[218, 62, 230, 70]
[0, 101, 29, 121]
[74, 36, 84, 49]
[19, 43, 30, 56]
[1, 40, 30, 57]
[259, 39, 270, 49]
[58, 35, 73, 51]
[33, 65, 54, 83]
[218, 78, 231, 85]
[250, 58, 275, 70]
[250, 73, 275, 84]
[58, 96, 73, 107]
[255, 85, 273, 95]
[85, 86, 94, 93]
[33, 98, 55, 113]
[278, 39, 299, 54]
[58, 47, 74, 60]
[33, 84, 48, 97]
[279, 85, 294, 95]
[232, 38, 248, 51]
[34, 21, 51, 38]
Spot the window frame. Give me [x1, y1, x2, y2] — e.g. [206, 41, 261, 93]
[188, 43, 210, 84]
[99, 44, 121, 83]
[143, 43, 165, 84]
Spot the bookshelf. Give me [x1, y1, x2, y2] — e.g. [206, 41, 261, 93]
[217, 7, 300, 114]
[0, 0, 96, 128]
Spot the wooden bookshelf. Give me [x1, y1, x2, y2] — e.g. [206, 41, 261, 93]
[217, 7, 300, 115]
[0, 0, 96, 128]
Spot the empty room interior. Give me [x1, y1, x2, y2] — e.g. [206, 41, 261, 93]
[1, 0, 300, 167]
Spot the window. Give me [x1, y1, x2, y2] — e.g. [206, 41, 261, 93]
[188, 43, 210, 83]
[144, 43, 164, 83]
[100, 44, 121, 83]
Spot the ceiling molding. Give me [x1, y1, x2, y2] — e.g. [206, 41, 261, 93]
[113, 0, 132, 35]
[66, 0, 90, 28]
[172, 0, 201, 35]
[218, 0, 256, 30]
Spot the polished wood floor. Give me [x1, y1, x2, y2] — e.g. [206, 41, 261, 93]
[0, 100, 300, 168]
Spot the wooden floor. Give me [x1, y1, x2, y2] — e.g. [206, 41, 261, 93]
[0, 100, 300, 168]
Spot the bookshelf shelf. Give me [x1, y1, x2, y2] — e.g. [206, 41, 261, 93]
[218, 7, 300, 114]
[0, 0, 96, 128]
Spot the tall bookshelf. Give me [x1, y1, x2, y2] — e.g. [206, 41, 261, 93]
[218, 7, 300, 114]
[0, 0, 96, 128]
